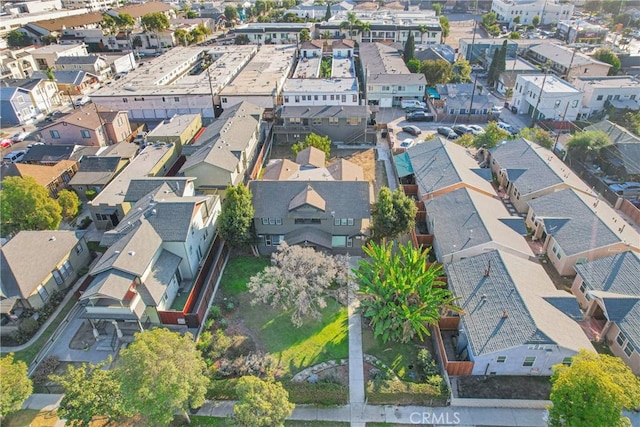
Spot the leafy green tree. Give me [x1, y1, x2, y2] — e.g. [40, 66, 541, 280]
[420, 59, 452, 87]
[407, 58, 421, 73]
[299, 28, 311, 42]
[532, 15, 540, 27]
[0, 353, 32, 418]
[354, 241, 461, 343]
[190, 24, 211, 43]
[549, 350, 640, 427]
[518, 127, 554, 149]
[291, 133, 331, 160]
[371, 187, 417, 242]
[247, 242, 350, 327]
[432, 3, 441, 16]
[324, 3, 331, 21]
[235, 34, 250, 45]
[481, 11, 497, 28]
[488, 40, 507, 86]
[116, 329, 209, 426]
[175, 28, 193, 46]
[474, 122, 510, 149]
[233, 376, 294, 427]
[1, 176, 62, 235]
[114, 13, 135, 31]
[592, 48, 621, 75]
[186, 9, 198, 18]
[439, 16, 450, 42]
[51, 360, 128, 426]
[509, 31, 521, 39]
[450, 59, 472, 83]
[513, 15, 521, 26]
[57, 189, 81, 220]
[6, 30, 31, 48]
[218, 184, 255, 248]
[403, 31, 415, 63]
[225, 5, 239, 22]
[141, 12, 170, 33]
[101, 14, 118, 35]
[565, 130, 611, 161]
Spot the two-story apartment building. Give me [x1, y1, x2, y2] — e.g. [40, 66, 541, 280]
[231, 23, 314, 44]
[54, 55, 111, 81]
[31, 43, 89, 70]
[525, 43, 611, 82]
[511, 74, 583, 122]
[360, 43, 426, 107]
[4, 77, 62, 117]
[0, 48, 38, 80]
[573, 76, 640, 120]
[0, 86, 38, 125]
[556, 20, 609, 45]
[491, 0, 573, 27]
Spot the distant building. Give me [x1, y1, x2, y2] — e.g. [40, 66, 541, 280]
[491, 0, 573, 27]
[556, 19, 608, 45]
[511, 74, 583, 122]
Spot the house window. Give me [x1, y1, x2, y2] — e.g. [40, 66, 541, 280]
[334, 218, 340, 226]
[269, 218, 276, 225]
[52, 260, 73, 285]
[284, 96, 289, 103]
[122, 98, 128, 103]
[523, 357, 536, 367]
[323, 95, 327, 100]
[397, 86, 405, 91]
[382, 86, 390, 91]
[221, 97, 228, 103]
[341, 94, 346, 102]
[332, 236, 347, 247]
[579, 283, 587, 294]
[352, 95, 357, 102]
[272, 235, 284, 245]
[330, 95, 335, 101]
[117, 117, 123, 126]
[295, 218, 321, 224]
[275, 218, 282, 225]
[496, 356, 507, 363]
[295, 96, 300, 103]
[632, 95, 636, 100]
[340, 218, 347, 226]
[347, 218, 354, 226]
[50, 130, 60, 139]
[312, 117, 322, 125]
[265, 235, 272, 246]
[290, 118, 301, 124]
[81, 130, 91, 138]
[562, 357, 573, 366]
[329, 117, 339, 125]
[174, 97, 180, 102]
[347, 117, 360, 125]
[617, 332, 626, 346]
[74, 243, 83, 255]
[314, 95, 319, 101]
[262, 218, 269, 225]
[347, 237, 353, 247]
[36, 284, 49, 302]
[625, 342, 634, 357]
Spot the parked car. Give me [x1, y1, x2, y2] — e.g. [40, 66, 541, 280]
[405, 105, 426, 113]
[610, 182, 640, 199]
[491, 106, 502, 115]
[471, 64, 484, 72]
[402, 125, 422, 136]
[437, 126, 458, 139]
[3, 149, 27, 163]
[406, 111, 434, 122]
[27, 142, 45, 149]
[468, 125, 484, 135]
[497, 121, 517, 135]
[400, 99, 426, 109]
[12, 131, 29, 142]
[45, 110, 62, 122]
[75, 96, 91, 106]
[400, 138, 415, 149]
[0, 138, 13, 149]
[453, 125, 474, 136]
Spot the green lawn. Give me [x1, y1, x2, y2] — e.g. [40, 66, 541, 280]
[189, 417, 348, 427]
[219, 255, 270, 296]
[7, 297, 78, 365]
[240, 298, 349, 377]
[361, 323, 422, 380]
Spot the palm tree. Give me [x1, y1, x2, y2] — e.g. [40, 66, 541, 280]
[358, 21, 371, 42]
[418, 25, 429, 43]
[339, 11, 358, 40]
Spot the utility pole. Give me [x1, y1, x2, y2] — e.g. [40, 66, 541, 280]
[467, 72, 479, 123]
[206, 67, 217, 118]
[530, 64, 550, 128]
[552, 99, 571, 153]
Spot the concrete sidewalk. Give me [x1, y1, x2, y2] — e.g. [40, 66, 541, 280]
[347, 257, 365, 427]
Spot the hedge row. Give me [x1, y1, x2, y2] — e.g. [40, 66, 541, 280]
[284, 382, 349, 406]
[365, 380, 447, 406]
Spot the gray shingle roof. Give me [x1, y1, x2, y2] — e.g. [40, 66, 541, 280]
[1, 231, 82, 299]
[124, 177, 192, 202]
[250, 180, 370, 219]
[55, 56, 102, 65]
[489, 138, 563, 196]
[82, 270, 136, 300]
[279, 105, 368, 119]
[139, 249, 182, 305]
[527, 189, 621, 256]
[408, 139, 463, 195]
[446, 250, 594, 356]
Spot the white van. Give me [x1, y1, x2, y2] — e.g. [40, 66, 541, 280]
[3, 150, 26, 163]
[400, 99, 426, 109]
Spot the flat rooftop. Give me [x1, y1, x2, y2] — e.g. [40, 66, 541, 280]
[283, 78, 358, 93]
[519, 74, 581, 94]
[220, 45, 296, 97]
[32, 44, 86, 54]
[332, 57, 355, 78]
[293, 56, 321, 79]
[90, 143, 174, 207]
[576, 76, 640, 89]
[91, 46, 257, 97]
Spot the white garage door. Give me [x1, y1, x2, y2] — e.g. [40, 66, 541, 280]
[379, 97, 393, 108]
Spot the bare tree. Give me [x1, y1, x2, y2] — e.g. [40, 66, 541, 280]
[247, 242, 351, 326]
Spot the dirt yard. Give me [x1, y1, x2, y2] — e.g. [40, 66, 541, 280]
[456, 375, 551, 400]
[447, 19, 480, 51]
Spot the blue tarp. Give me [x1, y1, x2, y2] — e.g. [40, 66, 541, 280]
[426, 87, 440, 99]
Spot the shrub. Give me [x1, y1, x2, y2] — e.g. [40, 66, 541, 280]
[32, 356, 60, 386]
[217, 351, 274, 378]
[208, 305, 222, 321]
[285, 382, 349, 405]
[207, 378, 239, 400]
[85, 189, 97, 200]
[366, 379, 446, 405]
[417, 349, 440, 377]
[223, 300, 235, 313]
[79, 217, 93, 230]
[12, 317, 39, 343]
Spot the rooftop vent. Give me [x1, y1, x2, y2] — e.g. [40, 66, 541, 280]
[128, 251, 135, 256]
[49, 236, 56, 241]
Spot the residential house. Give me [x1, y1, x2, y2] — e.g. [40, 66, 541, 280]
[491, 0, 573, 27]
[4, 77, 62, 117]
[274, 105, 373, 144]
[414, 44, 456, 63]
[62, 0, 117, 11]
[488, 138, 592, 213]
[584, 120, 640, 180]
[88, 143, 178, 229]
[218, 45, 296, 110]
[572, 76, 640, 120]
[31, 43, 89, 70]
[557, 20, 609, 45]
[33, 69, 99, 96]
[525, 188, 640, 276]
[0, 48, 37, 80]
[179, 102, 263, 192]
[511, 74, 583, 122]
[572, 252, 640, 374]
[101, 52, 137, 75]
[146, 113, 202, 152]
[230, 23, 314, 45]
[359, 43, 426, 107]
[22, 144, 99, 165]
[458, 38, 518, 65]
[250, 180, 371, 255]
[54, 55, 111, 81]
[0, 231, 91, 310]
[525, 43, 611, 82]
[0, 86, 38, 125]
[496, 58, 542, 96]
[299, 40, 324, 59]
[38, 105, 132, 147]
[286, 2, 354, 20]
[443, 249, 594, 376]
[329, 39, 356, 58]
[262, 146, 364, 181]
[0, 160, 78, 197]
[69, 155, 128, 200]
[432, 83, 493, 122]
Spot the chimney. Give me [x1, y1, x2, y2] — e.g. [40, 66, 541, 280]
[483, 259, 491, 277]
[502, 311, 509, 318]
